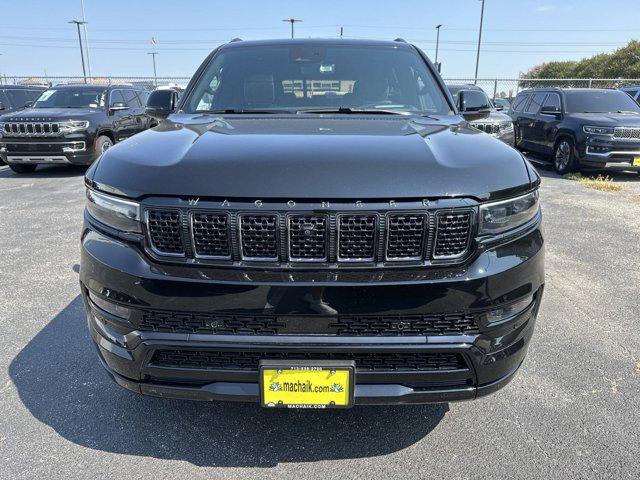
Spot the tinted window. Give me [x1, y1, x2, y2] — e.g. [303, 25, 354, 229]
[122, 89, 141, 107]
[33, 87, 106, 108]
[0, 90, 10, 108]
[623, 89, 638, 98]
[525, 93, 546, 113]
[137, 90, 150, 105]
[185, 45, 452, 114]
[511, 94, 529, 112]
[110, 90, 125, 105]
[542, 93, 561, 110]
[5, 89, 31, 109]
[565, 90, 640, 113]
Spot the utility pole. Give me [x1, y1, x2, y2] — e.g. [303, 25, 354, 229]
[282, 18, 302, 39]
[435, 24, 442, 64]
[0, 53, 3, 86]
[340, 26, 344, 38]
[148, 52, 158, 87]
[69, 20, 88, 83]
[80, 0, 92, 79]
[474, 0, 485, 84]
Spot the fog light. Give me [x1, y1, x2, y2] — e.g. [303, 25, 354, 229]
[88, 290, 131, 320]
[486, 295, 534, 324]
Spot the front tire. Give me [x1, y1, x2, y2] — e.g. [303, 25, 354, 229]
[554, 138, 579, 174]
[9, 164, 37, 174]
[94, 135, 113, 157]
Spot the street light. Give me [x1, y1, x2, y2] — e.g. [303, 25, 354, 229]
[435, 24, 442, 65]
[68, 20, 88, 83]
[474, 0, 485, 84]
[282, 18, 302, 39]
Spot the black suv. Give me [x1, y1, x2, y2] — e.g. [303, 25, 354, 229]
[0, 84, 154, 174]
[0, 85, 46, 115]
[510, 88, 640, 174]
[81, 39, 544, 408]
[447, 84, 514, 145]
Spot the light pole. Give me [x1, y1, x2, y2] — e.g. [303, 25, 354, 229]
[435, 24, 442, 64]
[80, 0, 92, 79]
[0, 53, 3, 86]
[148, 52, 158, 87]
[282, 18, 302, 39]
[474, 0, 485, 84]
[69, 20, 88, 83]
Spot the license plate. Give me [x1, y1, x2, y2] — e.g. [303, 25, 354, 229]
[633, 157, 640, 167]
[260, 360, 355, 409]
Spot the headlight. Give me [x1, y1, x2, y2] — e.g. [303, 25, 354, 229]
[499, 120, 513, 131]
[86, 188, 141, 233]
[479, 190, 539, 235]
[59, 120, 90, 133]
[583, 125, 614, 135]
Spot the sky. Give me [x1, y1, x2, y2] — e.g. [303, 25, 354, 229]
[1, 0, 640, 80]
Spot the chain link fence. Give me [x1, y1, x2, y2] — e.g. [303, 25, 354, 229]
[2, 75, 640, 100]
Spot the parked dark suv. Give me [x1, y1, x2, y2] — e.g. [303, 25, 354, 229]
[447, 84, 514, 145]
[510, 88, 640, 174]
[81, 39, 544, 408]
[0, 84, 154, 174]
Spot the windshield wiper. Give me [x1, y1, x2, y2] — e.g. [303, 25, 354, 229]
[297, 107, 412, 116]
[197, 109, 289, 114]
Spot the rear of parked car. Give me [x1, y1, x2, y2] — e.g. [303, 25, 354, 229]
[510, 88, 640, 174]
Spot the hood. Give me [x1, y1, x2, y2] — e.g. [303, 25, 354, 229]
[90, 114, 531, 201]
[569, 112, 640, 126]
[0, 107, 102, 121]
[471, 110, 512, 124]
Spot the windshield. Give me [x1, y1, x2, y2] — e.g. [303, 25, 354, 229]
[565, 90, 640, 113]
[183, 45, 451, 115]
[33, 87, 106, 109]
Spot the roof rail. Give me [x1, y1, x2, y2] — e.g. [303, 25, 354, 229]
[229, 38, 243, 42]
[394, 38, 408, 43]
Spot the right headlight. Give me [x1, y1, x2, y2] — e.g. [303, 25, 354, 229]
[479, 190, 539, 235]
[86, 188, 142, 233]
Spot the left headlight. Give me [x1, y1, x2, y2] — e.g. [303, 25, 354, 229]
[498, 120, 513, 132]
[59, 120, 90, 133]
[479, 190, 539, 235]
[86, 188, 142, 233]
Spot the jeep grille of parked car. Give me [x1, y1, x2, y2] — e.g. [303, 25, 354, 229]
[613, 126, 640, 140]
[144, 204, 475, 266]
[3, 122, 60, 137]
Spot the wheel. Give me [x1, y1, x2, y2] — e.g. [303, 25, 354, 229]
[94, 135, 113, 156]
[9, 164, 37, 174]
[553, 137, 579, 174]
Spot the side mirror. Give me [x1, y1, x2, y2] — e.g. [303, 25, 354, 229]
[110, 102, 129, 113]
[540, 105, 561, 116]
[494, 104, 504, 112]
[145, 89, 178, 121]
[0, 103, 5, 111]
[458, 90, 491, 121]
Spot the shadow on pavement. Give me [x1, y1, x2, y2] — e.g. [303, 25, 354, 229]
[9, 296, 447, 467]
[0, 164, 86, 179]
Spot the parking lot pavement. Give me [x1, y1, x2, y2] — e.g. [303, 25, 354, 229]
[0, 162, 639, 480]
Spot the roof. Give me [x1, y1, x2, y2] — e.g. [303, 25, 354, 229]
[219, 38, 415, 50]
[518, 87, 619, 94]
[0, 84, 46, 90]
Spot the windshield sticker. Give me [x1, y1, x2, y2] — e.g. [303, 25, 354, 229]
[39, 90, 56, 101]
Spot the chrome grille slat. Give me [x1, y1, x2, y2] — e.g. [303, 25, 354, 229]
[3, 122, 60, 137]
[338, 214, 377, 261]
[386, 214, 427, 260]
[239, 214, 279, 260]
[288, 215, 328, 261]
[191, 212, 231, 258]
[613, 126, 640, 140]
[434, 211, 472, 259]
[146, 210, 185, 256]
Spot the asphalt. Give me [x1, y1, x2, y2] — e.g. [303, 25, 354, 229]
[0, 160, 639, 479]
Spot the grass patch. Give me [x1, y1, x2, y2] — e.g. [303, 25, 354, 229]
[563, 173, 622, 192]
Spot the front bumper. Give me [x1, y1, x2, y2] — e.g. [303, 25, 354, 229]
[579, 136, 640, 170]
[80, 216, 544, 405]
[0, 135, 96, 165]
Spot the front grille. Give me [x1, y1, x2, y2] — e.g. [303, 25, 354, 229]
[138, 310, 480, 336]
[613, 126, 640, 140]
[240, 214, 278, 259]
[150, 349, 466, 372]
[386, 214, 427, 260]
[147, 210, 184, 255]
[338, 215, 377, 261]
[288, 215, 328, 261]
[3, 122, 60, 137]
[434, 212, 472, 258]
[472, 123, 499, 134]
[144, 204, 474, 266]
[192, 213, 230, 258]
